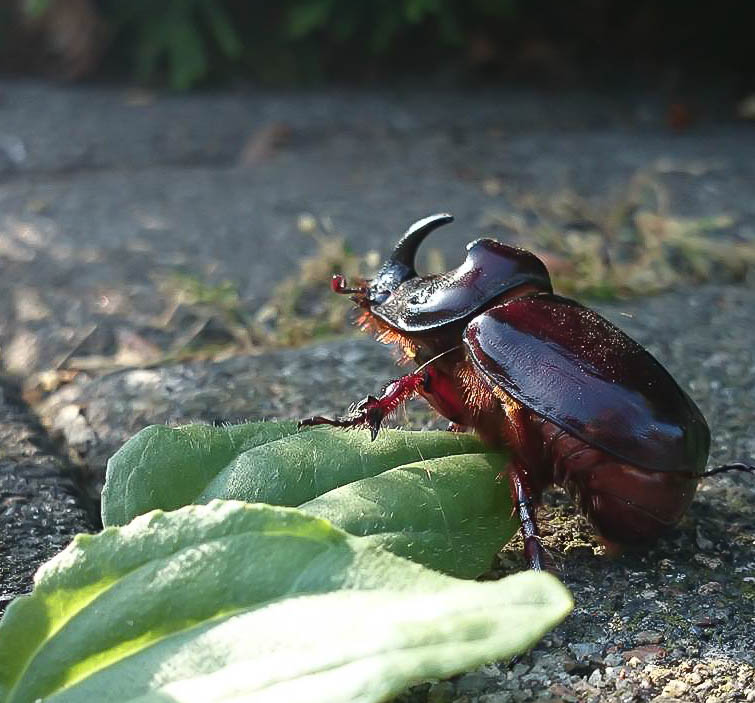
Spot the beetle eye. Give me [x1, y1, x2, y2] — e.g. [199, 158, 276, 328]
[370, 289, 390, 305]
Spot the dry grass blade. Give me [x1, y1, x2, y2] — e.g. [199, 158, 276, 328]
[484, 168, 755, 298]
[253, 222, 379, 347]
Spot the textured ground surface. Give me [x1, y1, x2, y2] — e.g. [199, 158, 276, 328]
[2, 81, 755, 373]
[0, 80, 753, 701]
[0, 378, 94, 612]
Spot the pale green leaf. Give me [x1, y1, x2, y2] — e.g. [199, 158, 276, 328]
[0, 502, 572, 703]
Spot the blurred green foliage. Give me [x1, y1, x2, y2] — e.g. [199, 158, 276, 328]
[22, 0, 517, 89]
[111, 1, 243, 91]
[284, 0, 515, 50]
[16, 0, 755, 89]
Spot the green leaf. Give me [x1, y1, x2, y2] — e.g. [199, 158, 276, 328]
[102, 424, 486, 527]
[101, 421, 299, 527]
[300, 453, 516, 578]
[103, 424, 514, 577]
[0, 502, 572, 703]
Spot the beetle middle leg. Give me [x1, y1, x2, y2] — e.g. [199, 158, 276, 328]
[299, 370, 427, 440]
[508, 464, 547, 571]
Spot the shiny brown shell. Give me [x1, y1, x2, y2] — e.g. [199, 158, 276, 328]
[463, 294, 710, 475]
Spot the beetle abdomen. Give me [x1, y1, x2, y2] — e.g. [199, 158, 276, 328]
[464, 295, 710, 476]
[539, 415, 699, 543]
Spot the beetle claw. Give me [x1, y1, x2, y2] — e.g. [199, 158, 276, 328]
[299, 398, 385, 439]
[364, 406, 385, 441]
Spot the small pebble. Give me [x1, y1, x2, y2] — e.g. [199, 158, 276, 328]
[693, 554, 723, 569]
[296, 213, 317, 232]
[662, 679, 690, 697]
[548, 683, 578, 702]
[696, 526, 715, 551]
[478, 693, 510, 703]
[634, 630, 664, 645]
[698, 581, 723, 595]
[568, 642, 600, 660]
[510, 662, 530, 677]
[455, 672, 490, 694]
[427, 682, 454, 703]
[622, 645, 666, 663]
[604, 653, 623, 667]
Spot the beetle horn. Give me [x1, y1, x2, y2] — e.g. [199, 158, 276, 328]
[367, 213, 454, 304]
[389, 213, 454, 274]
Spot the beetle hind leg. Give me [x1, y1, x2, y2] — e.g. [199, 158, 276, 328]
[701, 462, 755, 477]
[508, 464, 547, 571]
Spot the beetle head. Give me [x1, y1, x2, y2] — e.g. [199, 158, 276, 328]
[332, 213, 553, 334]
[331, 213, 454, 305]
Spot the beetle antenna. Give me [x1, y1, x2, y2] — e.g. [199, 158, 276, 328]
[701, 462, 755, 477]
[331, 274, 365, 295]
[415, 345, 463, 373]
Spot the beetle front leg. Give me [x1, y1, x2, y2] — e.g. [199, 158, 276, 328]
[508, 465, 547, 571]
[299, 370, 426, 441]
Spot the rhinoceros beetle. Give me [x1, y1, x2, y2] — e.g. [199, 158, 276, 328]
[301, 213, 754, 570]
